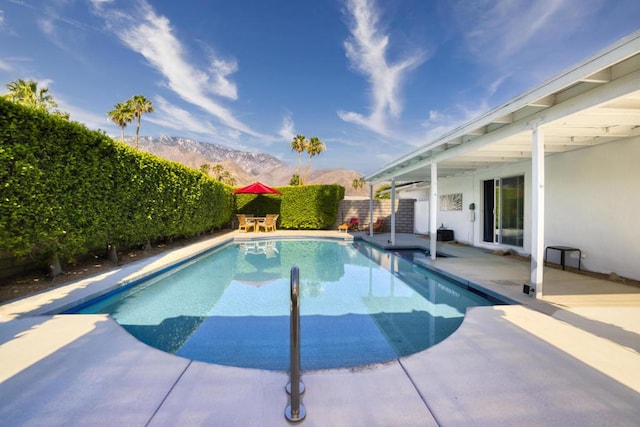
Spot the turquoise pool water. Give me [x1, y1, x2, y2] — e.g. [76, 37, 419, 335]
[70, 239, 498, 370]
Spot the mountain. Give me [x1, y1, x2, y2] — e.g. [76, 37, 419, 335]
[123, 136, 368, 196]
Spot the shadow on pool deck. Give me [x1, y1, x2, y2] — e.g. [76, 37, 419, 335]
[1, 231, 639, 426]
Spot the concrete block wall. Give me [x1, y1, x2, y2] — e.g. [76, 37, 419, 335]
[334, 199, 415, 233]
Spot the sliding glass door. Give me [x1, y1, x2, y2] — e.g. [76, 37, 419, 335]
[483, 176, 524, 247]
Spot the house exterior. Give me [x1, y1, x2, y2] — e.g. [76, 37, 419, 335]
[364, 30, 640, 297]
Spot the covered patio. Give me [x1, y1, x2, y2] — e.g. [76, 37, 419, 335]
[364, 30, 640, 298]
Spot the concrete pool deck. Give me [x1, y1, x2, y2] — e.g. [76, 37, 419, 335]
[1, 231, 639, 426]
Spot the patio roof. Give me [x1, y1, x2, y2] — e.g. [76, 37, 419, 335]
[365, 30, 640, 184]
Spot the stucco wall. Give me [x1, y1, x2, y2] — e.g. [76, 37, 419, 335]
[413, 136, 639, 280]
[544, 136, 640, 280]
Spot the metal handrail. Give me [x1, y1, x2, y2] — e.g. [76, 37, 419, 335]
[285, 266, 306, 422]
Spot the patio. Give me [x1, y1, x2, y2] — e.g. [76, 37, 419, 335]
[1, 231, 639, 426]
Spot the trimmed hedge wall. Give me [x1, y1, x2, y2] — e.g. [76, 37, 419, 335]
[236, 184, 345, 229]
[0, 99, 234, 265]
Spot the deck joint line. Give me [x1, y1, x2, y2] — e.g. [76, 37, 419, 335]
[398, 358, 442, 427]
[145, 360, 193, 427]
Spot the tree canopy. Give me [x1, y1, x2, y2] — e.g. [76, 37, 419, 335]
[3, 78, 69, 119]
[290, 134, 326, 185]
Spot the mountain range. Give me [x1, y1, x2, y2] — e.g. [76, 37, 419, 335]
[124, 136, 368, 196]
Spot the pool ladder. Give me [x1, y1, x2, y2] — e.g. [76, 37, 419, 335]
[285, 266, 306, 422]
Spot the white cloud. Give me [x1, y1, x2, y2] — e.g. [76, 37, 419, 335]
[208, 57, 238, 100]
[338, 0, 426, 136]
[453, 0, 603, 66]
[278, 114, 295, 141]
[92, 0, 264, 138]
[415, 100, 490, 147]
[57, 98, 111, 131]
[146, 96, 218, 136]
[37, 17, 55, 36]
[0, 59, 12, 72]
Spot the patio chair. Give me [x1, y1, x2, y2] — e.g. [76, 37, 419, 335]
[237, 214, 251, 232]
[269, 214, 279, 231]
[347, 217, 360, 231]
[372, 218, 385, 233]
[258, 214, 277, 232]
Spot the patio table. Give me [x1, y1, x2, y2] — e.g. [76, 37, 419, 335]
[245, 217, 266, 232]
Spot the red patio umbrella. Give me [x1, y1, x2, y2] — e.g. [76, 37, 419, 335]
[233, 182, 282, 194]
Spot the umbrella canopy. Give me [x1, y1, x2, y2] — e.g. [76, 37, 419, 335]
[233, 182, 282, 194]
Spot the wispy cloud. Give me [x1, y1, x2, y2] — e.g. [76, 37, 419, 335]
[415, 100, 490, 147]
[415, 0, 606, 146]
[91, 0, 264, 138]
[453, 0, 603, 67]
[57, 97, 112, 131]
[278, 113, 295, 142]
[338, 0, 426, 136]
[146, 96, 218, 136]
[0, 59, 11, 72]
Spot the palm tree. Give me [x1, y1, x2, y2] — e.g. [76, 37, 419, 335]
[211, 164, 236, 185]
[352, 177, 365, 190]
[108, 102, 134, 142]
[128, 95, 154, 150]
[304, 136, 325, 184]
[4, 79, 58, 112]
[290, 134, 307, 185]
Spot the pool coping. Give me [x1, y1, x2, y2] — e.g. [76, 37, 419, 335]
[0, 230, 354, 320]
[357, 236, 520, 305]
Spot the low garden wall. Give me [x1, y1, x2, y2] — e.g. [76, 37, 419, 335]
[334, 199, 415, 233]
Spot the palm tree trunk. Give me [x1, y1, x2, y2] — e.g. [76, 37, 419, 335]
[135, 116, 141, 149]
[120, 126, 125, 143]
[304, 156, 311, 184]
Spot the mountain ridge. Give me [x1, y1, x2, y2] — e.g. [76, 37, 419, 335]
[124, 136, 368, 196]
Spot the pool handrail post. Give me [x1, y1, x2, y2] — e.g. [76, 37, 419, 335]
[285, 266, 306, 422]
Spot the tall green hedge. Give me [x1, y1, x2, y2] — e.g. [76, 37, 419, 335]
[236, 184, 345, 229]
[0, 99, 234, 264]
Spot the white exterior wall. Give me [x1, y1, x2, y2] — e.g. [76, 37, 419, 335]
[434, 136, 640, 280]
[545, 136, 640, 280]
[397, 188, 430, 234]
[436, 175, 476, 244]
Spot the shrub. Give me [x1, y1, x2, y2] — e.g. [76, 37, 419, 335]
[0, 99, 234, 267]
[235, 184, 345, 230]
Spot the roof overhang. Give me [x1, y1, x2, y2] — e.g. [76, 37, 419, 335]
[365, 30, 640, 184]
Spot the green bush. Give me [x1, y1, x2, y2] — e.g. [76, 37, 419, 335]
[236, 185, 344, 230]
[279, 185, 344, 229]
[235, 185, 345, 230]
[0, 99, 234, 265]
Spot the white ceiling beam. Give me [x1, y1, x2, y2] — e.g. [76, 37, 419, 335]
[556, 114, 640, 126]
[529, 94, 556, 107]
[581, 68, 612, 83]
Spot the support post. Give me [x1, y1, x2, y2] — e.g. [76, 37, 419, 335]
[390, 179, 396, 246]
[285, 266, 306, 422]
[369, 184, 374, 236]
[430, 163, 438, 260]
[530, 123, 545, 298]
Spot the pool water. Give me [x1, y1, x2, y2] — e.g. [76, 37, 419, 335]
[70, 239, 498, 370]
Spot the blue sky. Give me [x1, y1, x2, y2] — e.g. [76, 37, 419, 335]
[1, 0, 639, 175]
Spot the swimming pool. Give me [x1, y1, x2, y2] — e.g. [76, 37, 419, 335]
[69, 239, 499, 370]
